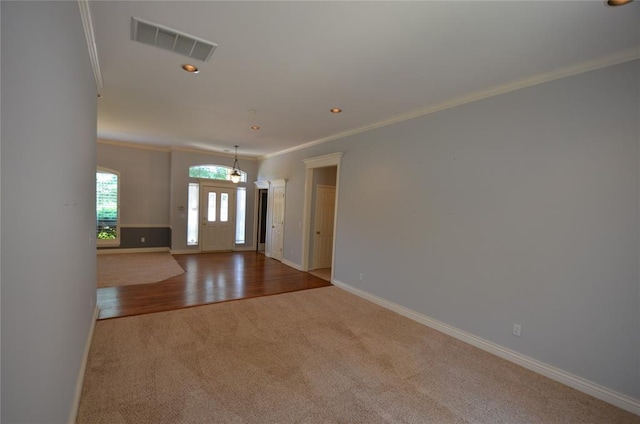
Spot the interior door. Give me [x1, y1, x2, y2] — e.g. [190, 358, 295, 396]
[271, 185, 285, 261]
[313, 185, 336, 269]
[201, 185, 235, 252]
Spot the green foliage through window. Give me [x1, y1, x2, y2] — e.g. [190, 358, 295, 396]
[97, 171, 119, 242]
[189, 165, 246, 182]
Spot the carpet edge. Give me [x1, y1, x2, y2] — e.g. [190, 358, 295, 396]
[332, 279, 640, 417]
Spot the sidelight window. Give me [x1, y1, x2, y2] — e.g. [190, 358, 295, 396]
[96, 169, 120, 247]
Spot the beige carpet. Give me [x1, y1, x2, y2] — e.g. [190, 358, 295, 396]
[97, 253, 185, 288]
[77, 287, 639, 423]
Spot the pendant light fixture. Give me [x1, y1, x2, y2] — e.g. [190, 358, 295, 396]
[230, 145, 242, 183]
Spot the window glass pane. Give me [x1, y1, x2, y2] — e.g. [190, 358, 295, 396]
[96, 171, 118, 241]
[220, 193, 229, 222]
[208, 192, 216, 222]
[236, 187, 246, 244]
[189, 165, 247, 182]
[187, 183, 199, 245]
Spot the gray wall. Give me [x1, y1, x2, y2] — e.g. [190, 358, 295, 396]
[1, 2, 98, 422]
[98, 141, 171, 226]
[96, 144, 259, 252]
[169, 150, 258, 252]
[98, 142, 171, 249]
[258, 60, 640, 400]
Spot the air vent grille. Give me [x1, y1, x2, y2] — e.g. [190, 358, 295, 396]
[131, 17, 217, 62]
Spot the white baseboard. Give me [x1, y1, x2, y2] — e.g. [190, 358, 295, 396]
[97, 247, 169, 255]
[170, 249, 199, 255]
[332, 279, 640, 416]
[68, 305, 99, 424]
[281, 258, 302, 271]
[234, 246, 256, 252]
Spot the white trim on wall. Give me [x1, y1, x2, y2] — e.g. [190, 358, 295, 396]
[170, 249, 199, 255]
[67, 305, 99, 424]
[281, 258, 302, 271]
[301, 153, 343, 277]
[263, 48, 640, 160]
[97, 138, 171, 152]
[119, 224, 170, 228]
[233, 246, 256, 252]
[332, 279, 640, 416]
[97, 247, 170, 255]
[77, 0, 103, 90]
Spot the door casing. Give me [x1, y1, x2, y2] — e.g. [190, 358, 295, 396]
[301, 153, 343, 277]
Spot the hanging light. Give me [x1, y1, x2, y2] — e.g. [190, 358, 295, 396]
[230, 145, 241, 183]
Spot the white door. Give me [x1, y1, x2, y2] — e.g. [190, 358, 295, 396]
[201, 185, 235, 252]
[271, 185, 285, 261]
[313, 185, 336, 269]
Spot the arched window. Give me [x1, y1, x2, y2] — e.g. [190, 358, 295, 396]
[96, 168, 120, 247]
[189, 165, 247, 183]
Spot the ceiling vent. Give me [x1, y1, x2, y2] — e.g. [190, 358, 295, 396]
[131, 17, 217, 62]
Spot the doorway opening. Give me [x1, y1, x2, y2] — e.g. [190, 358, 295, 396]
[256, 189, 268, 253]
[301, 153, 343, 283]
[308, 173, 337, 281]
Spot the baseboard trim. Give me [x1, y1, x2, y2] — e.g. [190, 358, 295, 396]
[68, 305, 99, 424]
[332, 279, 640, 416]
[281, 258, 302, 271]
[97, 247, 170, 255]
[234, 246, 256, 252]
[170, 249, 199, 255]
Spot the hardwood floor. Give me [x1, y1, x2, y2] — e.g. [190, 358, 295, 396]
[97, 251, 331, 320]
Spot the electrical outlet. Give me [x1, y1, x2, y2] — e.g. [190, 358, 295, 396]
[513, 324, 522, 337]
[141, 237, 145, 243]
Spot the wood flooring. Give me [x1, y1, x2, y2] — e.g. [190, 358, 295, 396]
[96, 251, 331, 320]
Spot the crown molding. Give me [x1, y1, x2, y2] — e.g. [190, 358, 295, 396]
[77, 0, 103, 91]
[97, 139, 259, 160]
[170, 146, 258, 161]
[262, 46, 640, 160]
[98, 139, 171, 152]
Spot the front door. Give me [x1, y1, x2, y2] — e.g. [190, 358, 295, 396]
[201, 185, 235, 252]
[313, 185, 336, 269]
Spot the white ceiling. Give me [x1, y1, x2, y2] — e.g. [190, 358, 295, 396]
[90, 1, 640, 158]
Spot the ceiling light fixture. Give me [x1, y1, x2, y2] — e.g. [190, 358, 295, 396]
[606, 0, 633, 5]
[182, 64, 199, 73]
[330, 108, 342, 113]
[248, 110, 260, 131]
[230, 145, 242, 184]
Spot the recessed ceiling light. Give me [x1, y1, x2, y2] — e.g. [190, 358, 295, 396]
[606, 0, 633, 5]
[251, 125, 260, 130]
[330, 108, 342, 113]
[182, 64, 199, 73]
